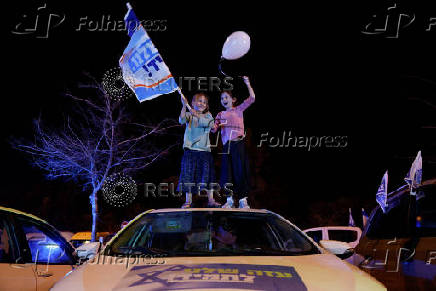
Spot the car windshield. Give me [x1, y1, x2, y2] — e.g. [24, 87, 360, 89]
[107, 211, 319, 257]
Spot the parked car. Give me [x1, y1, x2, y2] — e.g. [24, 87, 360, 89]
[0, 206, 78, 291]
[304, 226, 362, 248]
[352, 178, 436, 290]
[70, 231, 110, 248]
[52, 208, 385, 290]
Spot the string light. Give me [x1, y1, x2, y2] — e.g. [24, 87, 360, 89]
[102, 173, 137, 207]
[102, 67, 133, 102]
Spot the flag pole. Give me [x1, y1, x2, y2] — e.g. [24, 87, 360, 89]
[405, 151, 421, 237]
[177, 87, 194, 113]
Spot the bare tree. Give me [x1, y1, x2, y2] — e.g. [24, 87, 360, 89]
[12, 74, 180, 241]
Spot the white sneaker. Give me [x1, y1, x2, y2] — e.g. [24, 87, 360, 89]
[181, 202, 191, 209]
[238, 197, 250, 209]
[221, 197, 234, 208]
[181, 193, 192, 208]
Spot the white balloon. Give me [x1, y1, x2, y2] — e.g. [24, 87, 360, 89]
[221, 31, 251, 60]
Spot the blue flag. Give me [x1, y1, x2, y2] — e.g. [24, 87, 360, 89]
[404, 151, 423, 191]
[376, 171, 388, 213]
[124, 3, 140, 37]
[119, 3, 178, 102]
[348, 208, 355, 227]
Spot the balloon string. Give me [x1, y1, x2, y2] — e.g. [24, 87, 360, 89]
[218, 57, 243, 79]
[218, 57, 230, 78]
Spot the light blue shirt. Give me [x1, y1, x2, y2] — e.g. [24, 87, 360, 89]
[179, 112, 214, 152]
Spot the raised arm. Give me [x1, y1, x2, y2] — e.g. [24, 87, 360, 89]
[243, 76, 255, 100]
[179, 94, 191, 124]
[236, 76, 255, 111]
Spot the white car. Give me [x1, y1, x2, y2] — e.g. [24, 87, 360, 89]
[52, 208, 385, 291]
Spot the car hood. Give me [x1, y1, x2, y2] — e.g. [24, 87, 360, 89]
[52, 254, 385, 291]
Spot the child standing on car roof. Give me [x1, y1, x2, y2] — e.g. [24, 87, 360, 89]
[178, 91, 220, 208]
[212, 76, 255, 208]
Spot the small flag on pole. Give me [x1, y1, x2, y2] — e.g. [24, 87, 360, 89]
[404, 151, 423, 193]
[348, 208, 355, 227]
[376, 171, 388, 213]
[119, 3, 178, 102]
[362, 208, 369, 227]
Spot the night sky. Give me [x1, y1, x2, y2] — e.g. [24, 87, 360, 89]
[2, 1, 435, 232]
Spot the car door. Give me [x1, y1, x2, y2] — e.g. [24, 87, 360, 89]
[0, 211, 37, 291]
[327, 227, 362, 248]
[14, 215, 76, 291]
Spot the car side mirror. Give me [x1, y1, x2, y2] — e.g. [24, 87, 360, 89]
[320, 240, 354, 260]
[75, 242, 100, 261]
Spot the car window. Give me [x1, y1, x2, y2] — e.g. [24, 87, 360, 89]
[107, 212, 319, 257]
[18, 219, 73, 264]
[328, 230, 358, 242]
[270, 218, 319, 254]
[0, 217, 15, 263]
[305, 230, 323, 243]
[366, 185, 436, 239]
[366, 192, 410, 239]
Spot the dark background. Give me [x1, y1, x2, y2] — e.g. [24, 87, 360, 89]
[2, 1, 435, 232]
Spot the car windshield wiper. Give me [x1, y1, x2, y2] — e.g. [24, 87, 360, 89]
[230, 248, 289, 256]
[175, 248, 288, 256]
[114, 246, 169, 256]
[230, 247, 319, 256]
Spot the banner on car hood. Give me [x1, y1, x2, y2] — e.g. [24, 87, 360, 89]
[113, 263, 308, 290]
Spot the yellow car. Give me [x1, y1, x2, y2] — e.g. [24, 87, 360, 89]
[0, 206, 78, 291]
[70, 231, 110, 248]
[53, 208, 386, 290]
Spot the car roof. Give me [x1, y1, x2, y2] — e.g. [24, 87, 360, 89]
[71, 232, 111, 240]
[0, 205, 49, 225]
